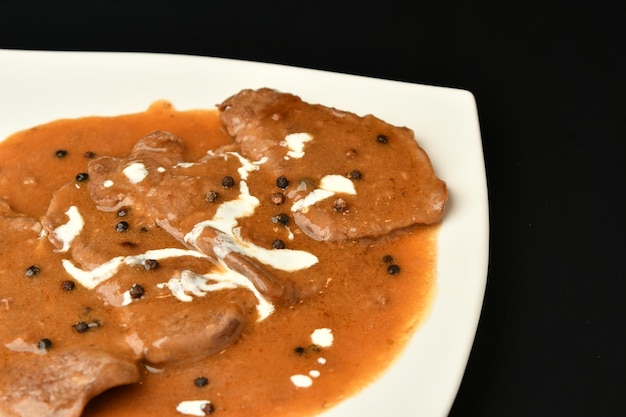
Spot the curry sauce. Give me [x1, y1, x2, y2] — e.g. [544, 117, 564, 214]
[0, 99, 439, 417]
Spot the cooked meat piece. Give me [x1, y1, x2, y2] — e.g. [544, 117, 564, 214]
[137, 301, 245, 365]
[189, 226, 300, 305]
[0, 199, 42, 247]
[83, 131, 302, 305]
[218, 88, 448, 241]
[224, 251, 298, 304]
[0, 348, 139, 417]
[88, 130, 186, 213]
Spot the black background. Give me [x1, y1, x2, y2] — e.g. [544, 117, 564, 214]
[1, 1, 624, 415]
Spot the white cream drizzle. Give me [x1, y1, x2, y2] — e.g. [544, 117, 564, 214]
[60, 152, 319, 321]
[184, 153, 318, 272]
[122, 162, 149, 184]
[291, 175, 357, 213]
[53, 206, 84, 253]
[158, 269, 275, 320]
[175, 400, 213, 416]
[319, 175, 357, 194]
[289, 330, 331, 388]
[290, 374, 313, 388]
[311, 327, 334, 347]
[62, 248, 206, 290]
[283, 132, 313, 159]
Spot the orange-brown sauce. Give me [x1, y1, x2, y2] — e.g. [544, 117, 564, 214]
[0, 101, 437, 417]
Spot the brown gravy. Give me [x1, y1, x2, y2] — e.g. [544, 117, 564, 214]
[0, 101, 437, 417]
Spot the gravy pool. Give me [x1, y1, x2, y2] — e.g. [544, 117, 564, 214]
[0, 100, 437, 417]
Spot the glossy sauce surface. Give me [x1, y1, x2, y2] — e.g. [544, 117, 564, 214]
[0, 101, 437, 417]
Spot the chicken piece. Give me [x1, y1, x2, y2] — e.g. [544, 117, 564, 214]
[218, 88, 448, 241]
[0, 348, 139, 417]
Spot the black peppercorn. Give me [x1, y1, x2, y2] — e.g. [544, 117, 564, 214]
[116, 221, 129, 232]
[348, 169, 362, 180]
[272, 239, 286, 249]
[38, 338, 53, 350]
[377, 134, 389, 144]
[61, 280, 76, 291]
[387, 264, 401, 275]
[271, 213, 290, 225]
[194, 376, 209, 387]
[201, 403, 215, 415]
[294, 346, 306, 355]
[276, 175, 290, 189]
[221, 175, 235, 188]
[75, 172, 89, 182]
[144, 259, 160, 271]
[73, 321, 90, 333]
[84, 151, 96, 158]
[25, 265, 41, 277]
[129, 284, 145, 299]
[55, 149, 68, 158]
[205, 190, 219, 203]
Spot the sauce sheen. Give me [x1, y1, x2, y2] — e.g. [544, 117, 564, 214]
[0, 101, 437, 417]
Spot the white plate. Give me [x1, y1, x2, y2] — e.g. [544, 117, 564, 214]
[0, 49, 489, 417]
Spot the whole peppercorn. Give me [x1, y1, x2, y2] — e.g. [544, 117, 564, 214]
[387, 264, 401, 275]
[221, 175, 235, 188]
[270, 192, 285, 205]
[129, 284, 145, 299]
[272, 239, 286, 249]
[276, 175, 290, 189]
[73, 321, 90, 333]
[61, 280, 76, 291]
[116, 221, 129, 232]
[144, 259, 160, 271]
[201, 403, 215, 415]
[55, 149, 68, 158]
[271, 213, 290, 225]
[25, 265, 41, 277]
[376, 134, 389, 144]
[38, 338, 53, 350]
[194, 376, 209, 387]
[333, 198, 348, 213]
[348, 169, 362, 180]
[75, 172, 89, 182]
[205, 190, 219, 203]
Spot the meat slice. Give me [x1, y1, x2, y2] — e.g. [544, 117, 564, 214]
[87, 130, 186, 214]
[137, 301, 245, 366]
[81, 130, 303, 305]
[0, 348, 139, 417]
[218, 88, 448, 241]
[0, 199, 42, 247]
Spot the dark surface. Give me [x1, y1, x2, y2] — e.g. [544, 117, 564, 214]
[1, 1, 624, 416]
